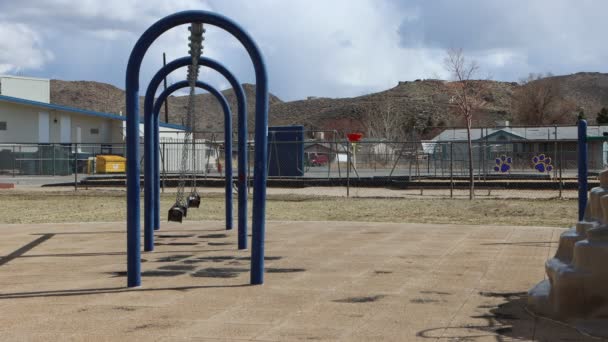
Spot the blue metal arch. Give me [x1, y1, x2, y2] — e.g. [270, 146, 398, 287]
[126, 10, 269, 287]
[145, 80, 234, 252]
[142, 56, 248, 253]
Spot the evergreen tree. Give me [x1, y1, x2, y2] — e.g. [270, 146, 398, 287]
[577, 110, 586, 121]
[597, 108, 608, 124]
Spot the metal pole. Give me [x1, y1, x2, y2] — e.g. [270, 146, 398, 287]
[388, 143, 404, 180]
[335, 133, 341, 178]
[559, 142, 563, 199]
[144, 97, 154, 251]
[483, 128, 487, 181]
[408, 142, 413, 181]
[192, 131, 196, 188]
[578, 120, 588, 221]
[74, 143, 78, 191]
[161, 142, 166, 193]
[12, 145, 15, 177]
[163, 53, 169, 124]
[346, 141, 351, 198]
[327, 142, 332, 180]
[247, 142, 252, 195]
[554, 125, 559, 199]
[450, 142, 454, 199]
[52, 144, 56, 176]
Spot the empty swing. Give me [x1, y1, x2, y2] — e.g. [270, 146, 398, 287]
[168, 23, 205, 223]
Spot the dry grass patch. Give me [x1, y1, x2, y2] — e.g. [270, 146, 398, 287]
[0, 189, 576, 227]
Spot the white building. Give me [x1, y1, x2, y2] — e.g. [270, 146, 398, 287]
[0, 75, 50, 103]
[0, 75, 225, 175]
[0, 75, 186, 146]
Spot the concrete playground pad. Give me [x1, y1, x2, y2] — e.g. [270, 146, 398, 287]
[0, 221, 598, 341]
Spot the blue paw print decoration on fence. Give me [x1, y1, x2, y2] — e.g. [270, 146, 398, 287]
[532, 154, 553, 173]
[494, 155, 512, 173]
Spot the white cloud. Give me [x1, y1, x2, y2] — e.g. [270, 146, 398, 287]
[203, 0, 445, 99]
[0, 23, 54, 73]
[1, 0, 608, 100]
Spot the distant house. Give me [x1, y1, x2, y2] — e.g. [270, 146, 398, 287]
[428, 122, 608, 171]
[304, 142, 336, 155]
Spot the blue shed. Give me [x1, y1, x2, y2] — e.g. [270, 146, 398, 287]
[267, 125, 304, 176]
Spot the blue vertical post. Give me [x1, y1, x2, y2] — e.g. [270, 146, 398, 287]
[250, 55, 269, 285]
[125, 50, 142, 288]
[144, 107, 155, 251]
[237, 86, 248, 249]
[152, 81, 233, 230]
[578, 119, 588, 221]
[153, 113, 161, 231]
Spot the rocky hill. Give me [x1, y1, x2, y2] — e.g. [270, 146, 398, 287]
[50, 72, 608, 139]
[50, 80, 283, 135]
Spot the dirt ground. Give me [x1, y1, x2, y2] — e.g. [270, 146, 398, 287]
[0, 187, 577, 227]
[0, 221, 597, 341]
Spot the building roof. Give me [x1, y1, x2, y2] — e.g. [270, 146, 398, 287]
[432, 125, 608, 142]
[0, 75, 49, 82]
[0, 94, 186, 130]
[304, 142, 338, 151]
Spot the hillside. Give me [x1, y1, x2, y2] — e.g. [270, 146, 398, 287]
[50, 80, 283, 135]
[50, 72, 608, 138]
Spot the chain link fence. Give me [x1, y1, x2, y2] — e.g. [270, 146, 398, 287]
[1, 126, 605, 199]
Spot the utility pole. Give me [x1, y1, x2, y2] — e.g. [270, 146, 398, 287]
[163, 52, 169, 124]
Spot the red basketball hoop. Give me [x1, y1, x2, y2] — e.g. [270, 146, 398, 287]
[346, 132, 363, 142]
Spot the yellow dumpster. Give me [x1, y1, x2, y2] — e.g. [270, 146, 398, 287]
[96, 155, 126, 173]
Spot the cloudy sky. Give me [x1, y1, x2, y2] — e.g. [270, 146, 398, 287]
[1, 0, 607, 101]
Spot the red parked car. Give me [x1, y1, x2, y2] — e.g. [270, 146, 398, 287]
[310, 154, 329, 166]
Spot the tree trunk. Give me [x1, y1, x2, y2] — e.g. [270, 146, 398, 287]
[466, 118, 475, 200]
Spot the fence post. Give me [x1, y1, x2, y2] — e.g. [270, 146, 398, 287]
[346, 141, 351, 198]
[553, 125, 558, 177]
[74, 143, 78, 191]
[559, 142, 563, 199]
[247, 141, 252, 195]
[450, 142, 454, 199]
[335, 136, 341, 178]
[12, 145, 16, 177]
[415, 144, 420, 178]
[327, 142, 332, 180]
[408, 141, 413, 181]
[483, 129, 487, 181]
[161, 142, 166, 193]
[52, 144, 56, 176]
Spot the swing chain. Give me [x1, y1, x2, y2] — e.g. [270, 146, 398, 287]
[175, 23, 205, 207]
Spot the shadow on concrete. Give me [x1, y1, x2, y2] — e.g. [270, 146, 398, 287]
[31, 227, 228, 236]
[480, 241, 558, 248]
[15, 249, 232, 259]
[416, 291, 594, 341]
[0, 234, 54, 266]
[33, 231, 123, 235]
[0, 283, 251, 300]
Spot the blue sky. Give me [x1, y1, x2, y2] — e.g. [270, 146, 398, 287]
[1, 0, 608, 101]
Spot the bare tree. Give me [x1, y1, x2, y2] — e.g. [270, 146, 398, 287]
[364, 101, 408, 142]
[444, 48, 487, 200]
[512, 73, 576, 125]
